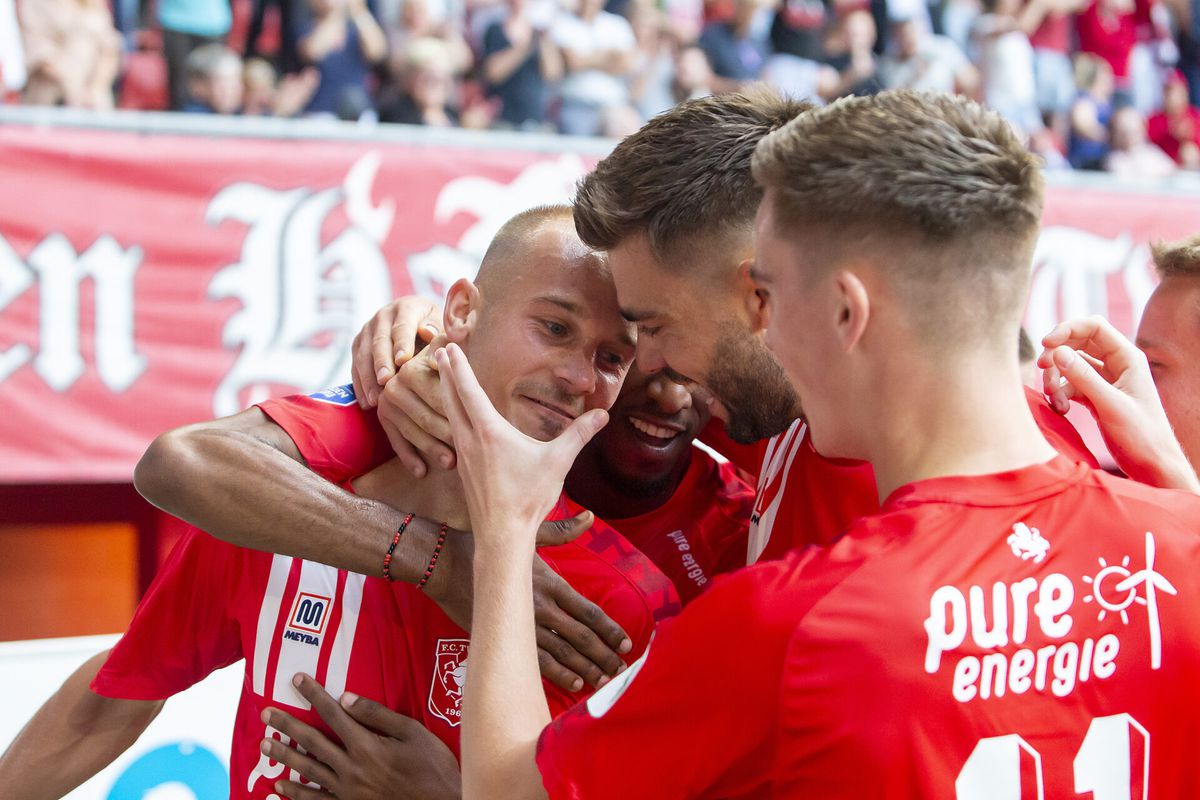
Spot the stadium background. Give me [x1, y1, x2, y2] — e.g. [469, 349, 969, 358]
[3, 0, 1200, 795]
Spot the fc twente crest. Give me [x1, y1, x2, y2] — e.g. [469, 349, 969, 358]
[429, 638, 469, 727]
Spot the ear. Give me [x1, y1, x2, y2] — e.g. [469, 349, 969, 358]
[443, 279, 481, 345]
[832, 270, 869, 352]
[737, 258, 769, 334]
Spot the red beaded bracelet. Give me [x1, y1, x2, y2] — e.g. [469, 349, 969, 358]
[382, 512, 415, 582]
[417, 523, 449, 590]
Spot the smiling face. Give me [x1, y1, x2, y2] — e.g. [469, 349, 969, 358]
[584, 364, 713, 496]
[608, 232, 801, 443]
[447, 216, 637, 442]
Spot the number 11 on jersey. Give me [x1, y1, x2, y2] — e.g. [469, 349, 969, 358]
[956, 713, 1149, 800]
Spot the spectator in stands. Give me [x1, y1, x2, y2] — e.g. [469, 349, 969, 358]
[1148, 68, 1200, 166]
[1069, 53, 1116, 168]
[183, 42, 242, 114]
[158, 0, 233, 110]
[699, 0, 775, 92]
[1104, 104, 1178, 175]
[18, 0, 121, 110]
[551, 0, 637, 136]
[242, 56, 321, 117]
[879, 16, 979, 95]
[762, 0, 830, 99]
[672, 43, 716, 103]
[481, 0, 562, 130]
[1076, 0, 1137, 97]
[628, 0, 677, 121]
[388, 0, 473, 76]
[817, 8, 882, 100]
[974, 0, 1044, 134]
[296, 0, 388, 119]
[1020, 0, 1088, 137]
[379, 36, 492, 126]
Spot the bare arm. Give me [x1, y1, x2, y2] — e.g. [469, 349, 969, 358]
[0, 651, 164, 800]
[299, 11, 349, 64]
[348, 2, 389, 65]
[135, 406, 630, 691]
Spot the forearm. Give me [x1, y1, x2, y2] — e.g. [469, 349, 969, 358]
[352, 10, 388, 64]
[0, 651, 163, 800]
[484, 43, 532, 85]
[299, 15, 346, 62]
[133, 417, 465, 596]
[462, 528, 549, 800]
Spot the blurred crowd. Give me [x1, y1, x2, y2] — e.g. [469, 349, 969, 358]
[2, 0, 1200, 174]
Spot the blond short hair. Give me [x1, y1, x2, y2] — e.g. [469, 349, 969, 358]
[1152, 234, 1200, 278]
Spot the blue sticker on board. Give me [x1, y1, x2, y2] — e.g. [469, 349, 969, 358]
[107, 741, 228, 800]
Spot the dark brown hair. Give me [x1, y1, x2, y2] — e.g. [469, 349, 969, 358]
[574, 86, 813, 268]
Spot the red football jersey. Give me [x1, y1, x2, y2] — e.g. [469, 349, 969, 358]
[601, 447, 754, 605]
[704, 387, 1100, 564]
[93, 389, 679, 800]
[264, 385, 754, 607]
[537, 457, 1200, 798]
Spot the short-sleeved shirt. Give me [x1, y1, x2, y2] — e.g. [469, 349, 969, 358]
[550, 10, 634, 106]
[536, 456, 1200, 797]
[602, 447, 754, 606]
[703, 387, 1099, 564]
[1076, 1, 1136, 79]
[699, 22, 769, 81]
[93, 388, 679, 799]
[270, 385, 753, 607]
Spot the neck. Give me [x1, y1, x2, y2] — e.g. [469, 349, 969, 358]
[351, 459, 474, 531]
[564, 446, 692, 519]
[862, 348, 1057, 502]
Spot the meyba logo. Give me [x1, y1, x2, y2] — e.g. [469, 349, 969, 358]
[283, 591, 332, 646]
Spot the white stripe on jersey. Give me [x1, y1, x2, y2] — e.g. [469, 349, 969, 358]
[323, 572, 365, 701]
[253, 554, 293, 695]
[272, 560, 341, 709]
[747, 420, 807, 565]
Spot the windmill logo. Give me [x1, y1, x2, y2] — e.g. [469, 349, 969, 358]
[1082, 532, 1177, 669]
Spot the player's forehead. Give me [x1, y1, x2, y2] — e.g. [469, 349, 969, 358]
[1137, 276, 1200, 353]
[517, 236, 634, 342]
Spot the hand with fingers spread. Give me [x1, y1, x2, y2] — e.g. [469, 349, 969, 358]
[436, 343, 610, 545]
[1038, 315, 1200, 492]
[260, 674, 461, 800]
[350, 297, 442, 410]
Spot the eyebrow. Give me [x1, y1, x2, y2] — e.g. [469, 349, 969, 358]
[536, 294, 638, 350]
[621, 307, 657, 322]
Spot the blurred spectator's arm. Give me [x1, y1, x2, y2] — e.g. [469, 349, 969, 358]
[1017, 0, 1054, 34]
[816, 54, 876, 100]
[1071, 97, 1108, 142]
[348, 0, 389, 64]
[273, 67, 321, 116]
[483, 20, 536, 84]
[953, 59, 982, 99]
[539, 29, 564, 81]
[298, 8, 349, 63]
[0, 651, 164, 800]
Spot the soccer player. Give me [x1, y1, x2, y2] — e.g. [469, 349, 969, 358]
[447, 90, 1200, 799]
[1037, 235, 1200, 490]
[0, 205, 678, 800]
[355, 87, 1108, 570]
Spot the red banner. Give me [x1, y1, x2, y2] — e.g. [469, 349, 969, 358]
[0, 123, 1197, 483]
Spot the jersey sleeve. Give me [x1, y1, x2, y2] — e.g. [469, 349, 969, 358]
[535, 564, 792, 800]
[256, 385, 394, 484]
[91, 528, 245, 700]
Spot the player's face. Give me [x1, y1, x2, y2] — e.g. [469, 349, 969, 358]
[1137, 275, 1200, 468]
[753, 194, 851, 457]
[467, 229, 637, 442]
[586, 365, 713, 494]
[608, 232, 800, 444]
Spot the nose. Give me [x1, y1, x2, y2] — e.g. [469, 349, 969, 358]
[554, 349, 598, 396]
[646, 373, 692, 415]
[634, 336, 666, 374]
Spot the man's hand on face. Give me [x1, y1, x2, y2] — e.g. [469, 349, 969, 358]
[260, 674, 462, 800]
[1039, 316, 1200, 493]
